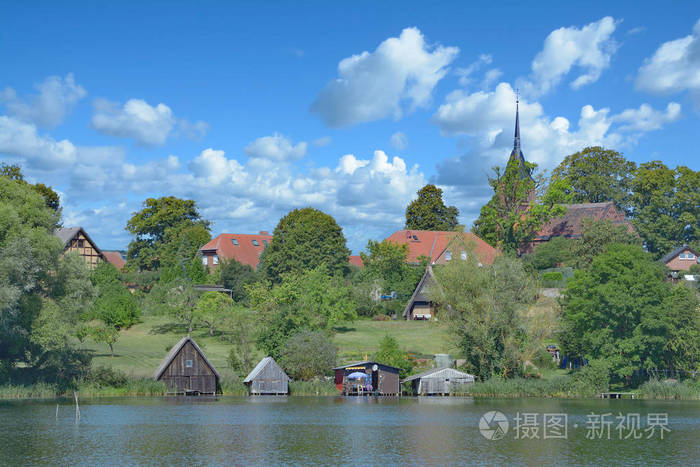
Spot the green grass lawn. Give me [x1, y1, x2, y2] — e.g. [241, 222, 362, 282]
[79, 315, 457, 377]
[332, 319, 456, 360]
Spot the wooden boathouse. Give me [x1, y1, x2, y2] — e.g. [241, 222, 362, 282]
[244, 357, 290, 395]
[402, 367, 475, 396]
[333, 361, 401, 396]
[153, 336, 220, 395]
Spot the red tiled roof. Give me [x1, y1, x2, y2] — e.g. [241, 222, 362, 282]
[103, 251, 126, 271]
[384, 230, 499, 265]
[200, 232, 273, 269]
[349, 255, 364, 267]
[535, 202, 631, 240]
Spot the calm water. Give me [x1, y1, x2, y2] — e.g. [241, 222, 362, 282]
[1, 396, 699, 466]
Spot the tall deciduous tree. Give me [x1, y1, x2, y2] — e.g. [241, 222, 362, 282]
[125, 196, 210, 271]
[473, 157, 568, 255]
[279, 331, 338, 381]
[569, 218, 641, 269]
[629, 162, 699, 258]
[551, 147, 636, 213]
[194, 291, 234, 336]
[261, 207, 350, 283]
[561, 243, 700, 382]
[1, 162, 61, 212]
[374, 334, 413, 378]
[405, 184, 459, 231]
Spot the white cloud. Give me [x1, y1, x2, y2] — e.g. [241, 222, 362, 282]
[390, 131, 408, 150]
[0, 73, 86, 128]
[520, 16, 618, 96]
[244, 133, 307, 161]
[313, 136, 332, 147]
[311, 27, 459, 127]
[612, 102, 681, 131]
[636, 19, 700, 99]
[91, 98, 208, 146]
[0, 116, 77, 168]
[455, 54, 492, 86]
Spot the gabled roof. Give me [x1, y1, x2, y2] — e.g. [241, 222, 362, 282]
[54, 226, 106, 259]
[384, 230, 498, 265]
[660, 245, 700, 264]
[102, 251, 126, 271]
[349, 255, 364, 267]
[243, 356, 289, 383]
[401, 367, 476, 383]
[200, 232, 273, 269]
[403, 265, 442, 318]
[534, 202, 632, 240]
[153, 336, 221, 380]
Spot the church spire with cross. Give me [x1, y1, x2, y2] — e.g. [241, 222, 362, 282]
[508, 91, 532, 181]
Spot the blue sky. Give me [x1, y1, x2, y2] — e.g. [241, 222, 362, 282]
[1, 1, 699, 253]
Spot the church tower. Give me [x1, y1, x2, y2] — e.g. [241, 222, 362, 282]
[505, 96, 536, 204]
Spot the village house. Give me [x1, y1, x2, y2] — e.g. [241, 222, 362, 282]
[102, 250, 126, 271]
[153, 336, 220, 395]
[387, 231, 498, 320]
[402, 367, 475, 396]
[54, 226, 106, 269]
[199, 231, 272, 270]
[661, 245, 699, 273]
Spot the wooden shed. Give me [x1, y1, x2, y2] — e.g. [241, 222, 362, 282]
[402, 367, 475, 396]
[244, 357, 290, 395]
[333, 361, 401, 396]
[153, 336, 220, 395]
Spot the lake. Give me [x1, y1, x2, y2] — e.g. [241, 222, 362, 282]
[1, 396, 698, 466]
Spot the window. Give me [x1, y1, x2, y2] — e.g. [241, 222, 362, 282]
[445, 251, 451, 261]
[252, 239, 259, 246]
[77, 239, 85, 248]
[686, 253, 695, 260]
[185, 359, 193, 368]
[263, 240, 268, 247]
[460, 251, 467, 260]
[232, 238, 238, 246]
[201, 257, 207, 265]
[213, 255, 219, 265]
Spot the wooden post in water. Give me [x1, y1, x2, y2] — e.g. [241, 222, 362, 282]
[55, 404, 59, 419]
[74, 391, 80, 421]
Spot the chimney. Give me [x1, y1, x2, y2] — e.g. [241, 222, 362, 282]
[406, 230, 411, 238]
[259, 230, 269, 235]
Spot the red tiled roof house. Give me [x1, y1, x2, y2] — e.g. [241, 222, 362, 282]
[199, 231, 272, 270]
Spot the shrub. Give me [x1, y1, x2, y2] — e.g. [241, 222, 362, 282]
[570, 359, 611, 395]
[542, 271, 563, 282]
[279, 331, 338, 381]
[289, 379, 340, 395]
[86, 366, 128, 387]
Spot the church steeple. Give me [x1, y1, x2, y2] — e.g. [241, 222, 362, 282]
[508, 93, 531, 181]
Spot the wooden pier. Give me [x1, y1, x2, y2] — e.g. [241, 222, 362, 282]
[600, 392, 635, 399]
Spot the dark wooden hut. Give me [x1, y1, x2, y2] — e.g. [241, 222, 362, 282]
[402, 367, 475, 396]
[333, 361, 400, 396]
[153, 336, 220, 395]
[244, 357, 290, 395]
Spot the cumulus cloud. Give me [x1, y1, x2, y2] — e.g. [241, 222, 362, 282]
[390, 131, 408, 150]
[612, 102, 682, 131]
[243, 133, 308, 161]
[0, 73, 86, 128]
[311, 27, 459, 127]
[455, 54, 492, 86]
[91, 98, 208, 146]
[636, 18, 700, 100]
[519, 16, 618, 96]
[0, 116, 77, 168]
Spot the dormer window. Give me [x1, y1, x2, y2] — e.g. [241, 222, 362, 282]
[252, 239, 260, 246]
[232, 238, 238, 246]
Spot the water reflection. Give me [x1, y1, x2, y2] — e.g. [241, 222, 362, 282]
[1, 397, 698, 465]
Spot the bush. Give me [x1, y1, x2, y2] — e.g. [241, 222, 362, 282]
[542, 271, 563, 282]
[279, 331, 338, 381]
[372, 314, 391, 321]
[86, 366, 128, 387]
[570, 359, 611, 395]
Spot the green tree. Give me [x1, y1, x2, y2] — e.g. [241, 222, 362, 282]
[629, 162, 699, 258]
[125, 196, 210, 271]
[570, 218, 641, 269]
[1, 162, 61, 212]
[551, 147, 636, 212]
[405, 184, 459, 231]
[251, 266, 356, 358]
[89, 262, 140, 330]
[225, 309, 257, 376]
[473, 158, 568, 255]
[430, 252, 536, 379]
[560, 243, 700, 383]
[194, 291, 234, 336]
[525, 236, 574, 270]
[217, 258, 259, 304]
[91, 324, 120, 357]
[166, 279, 200, 334]
[374, 334, 413, 378]
[279, 331, 338, 380]
[261, 207, 350, 283]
